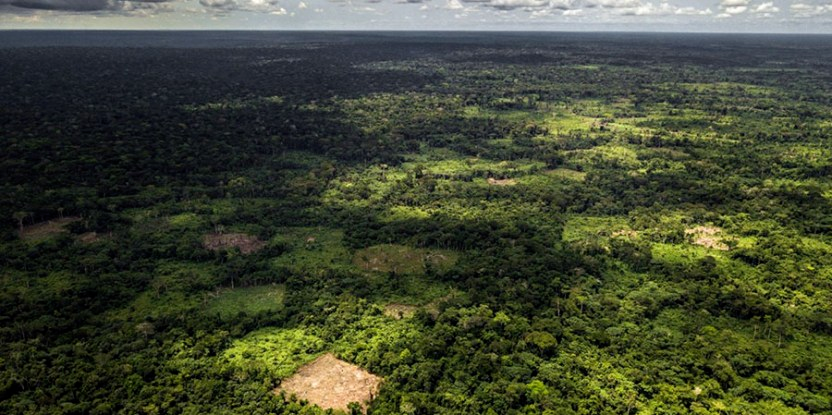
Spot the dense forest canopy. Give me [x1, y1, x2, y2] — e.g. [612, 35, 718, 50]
[1, 32, 832, 415]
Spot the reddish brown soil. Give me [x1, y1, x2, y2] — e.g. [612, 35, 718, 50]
[275, 353, 382, 414]
[203, 233, 266, 254]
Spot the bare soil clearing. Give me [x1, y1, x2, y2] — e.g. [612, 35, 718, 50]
[203, 233, 266, 254]
[19, 217, 80, 241]
[487, 177, 517, 186]
[275, 353, 381, 413]
[685, 226, 729, 250]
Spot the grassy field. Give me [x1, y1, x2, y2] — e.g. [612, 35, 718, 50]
[204, 284, 286, 319]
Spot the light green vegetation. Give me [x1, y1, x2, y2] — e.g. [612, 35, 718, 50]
[544, 168, 587, 181]
[205, 284, 286, 319]
[271, 227, 353, 274]
[563, 215, 631, 242]
[401, 158, 545, 179]
[168, 212, 203, 230]
[222, 328, 325, 379]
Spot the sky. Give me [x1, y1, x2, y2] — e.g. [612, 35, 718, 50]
[0, 0, 831, 32]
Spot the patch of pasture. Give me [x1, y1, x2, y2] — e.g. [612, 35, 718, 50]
[204, 284, 286, 319]
[353, 244, 458, 275]
[203, 232, 266, 255]
[18, 217, 80, 242]
[271, 227, 353, 274]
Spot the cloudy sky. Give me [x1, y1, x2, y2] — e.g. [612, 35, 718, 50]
[0, 0, 831, 31]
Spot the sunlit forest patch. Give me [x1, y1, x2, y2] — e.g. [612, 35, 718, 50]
[223, 328, 325, 379]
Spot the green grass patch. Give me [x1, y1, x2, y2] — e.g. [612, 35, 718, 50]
[168, 213, 203, 230]
[545, 168, 587, 181]
[204, 284, 286, 319]
[271, 227, 354, 274]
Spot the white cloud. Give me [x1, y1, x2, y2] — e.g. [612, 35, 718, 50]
[297, 1, 306, 8]
[717, 0, 748, 16]
[620, 2, 674, 16]
[720, 0, 748, 7]
[584, 0, 642, 8]
[752, 1, 777, 13]
[675, 6, 711, 15]
[446, 0, 463, 9]
[200, 0, 286, 13]
[790, 3, 832, 17]
[562, 7, 581, 15]
[549, 0, 574, 9]
[487, 0, 548, 10]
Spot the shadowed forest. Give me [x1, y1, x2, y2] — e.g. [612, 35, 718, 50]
[1, 32, 832, 414]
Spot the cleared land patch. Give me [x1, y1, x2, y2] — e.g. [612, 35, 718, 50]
[19, 217, 80, 241]
[546, 168, 587, 182]
[77, 231, 104, 244]
[203, 232, 266, 254]
[487, 177, 517, 186]
[275, 353, 381, 414]
[204, 284, 285, 318]
[354, 244, 457, 275]
[271, 227, 353, 274]
[685, 226, 730, 250]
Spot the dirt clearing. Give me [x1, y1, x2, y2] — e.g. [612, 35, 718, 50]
[487, 177, 517, 186]
[203, 233, 266, 254]
[19, 217, 80, 241]
[685, 226, 729, 250]
[275, 353, 381, 413]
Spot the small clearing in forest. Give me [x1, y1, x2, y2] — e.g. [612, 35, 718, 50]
[487, 177, 517, 186]
[353, 244, 457, 275]
[685, 226, 729, 250]
[611, 229, 638, 238]
[383, 303, 418, 319]
[275, 353, 381, 414]
[203, 233, 265, 254]
[19, 217, 80, 241]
